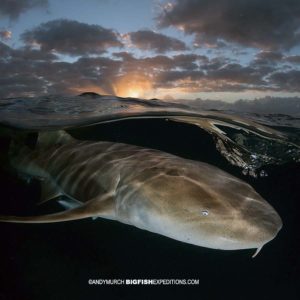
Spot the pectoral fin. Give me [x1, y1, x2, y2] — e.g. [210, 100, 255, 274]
[0, 194, 115, 223]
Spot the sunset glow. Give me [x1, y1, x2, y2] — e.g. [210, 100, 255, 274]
[113, 74, 153, 98]
[0, 0, 299, 101]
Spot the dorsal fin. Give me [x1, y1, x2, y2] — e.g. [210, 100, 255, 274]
[37, 130, 74, 148]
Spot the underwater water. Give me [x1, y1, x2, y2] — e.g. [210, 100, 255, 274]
[0, 95, 299, 300]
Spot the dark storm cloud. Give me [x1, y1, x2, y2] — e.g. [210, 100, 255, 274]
[158, 0, 300, 50]
[0, 0, 48, 20]
[128, 30, 187, 53]
[21, 19, 123, 55]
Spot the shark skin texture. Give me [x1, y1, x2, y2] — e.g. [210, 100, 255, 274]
[0, 130, 282, 257]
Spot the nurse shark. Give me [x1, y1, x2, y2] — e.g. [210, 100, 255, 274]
[0, 130, 282, 257]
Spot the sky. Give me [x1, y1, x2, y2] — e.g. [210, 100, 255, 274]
[0, 0, 300, 102]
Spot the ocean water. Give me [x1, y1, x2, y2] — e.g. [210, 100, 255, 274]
[0, 95, 299, 300]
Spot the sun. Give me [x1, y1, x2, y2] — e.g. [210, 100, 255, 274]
[113, 73, 153, 99]
[127, 88, 141, 98]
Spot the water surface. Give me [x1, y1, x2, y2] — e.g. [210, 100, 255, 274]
[0, 94, 299, 300]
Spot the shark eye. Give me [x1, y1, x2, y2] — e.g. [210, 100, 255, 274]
[201, 210, 209, 216]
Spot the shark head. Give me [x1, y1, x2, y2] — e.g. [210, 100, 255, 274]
[117, 160, 282, 254]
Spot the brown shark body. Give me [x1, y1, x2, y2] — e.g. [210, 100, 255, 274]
[0, 131, 282, 256]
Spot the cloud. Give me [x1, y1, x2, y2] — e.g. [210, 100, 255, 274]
[285, 55, 300, 64]
[13, 47, 58, 61]
[0, 46, 276, 98]
[201, 57, 232, 70]
[207, 63, 267, 85]
[127, 30, 187, 53]
[0, 40, 297, 99]
[21, 19, 123, 56]
[113, 52, 207, 73]
[154, 65, 267, 93]
[255, 51, 283, 61]
[251, 51, 284, 68]
[0, 41, 12, 56]
[171, 54, 208, 70]
[0, 41, 58, 63]
[154, 70, 204, 88]
[0, 43, 122, 97]
[157, 0, 300, 50]
[269, 70, 300, 92]
[0, 74, 47, 97]
[0, 30, 12, 40]
[0, 0, 48, 20]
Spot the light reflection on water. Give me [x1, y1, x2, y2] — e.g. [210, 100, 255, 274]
[0, 94, 299, 177]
